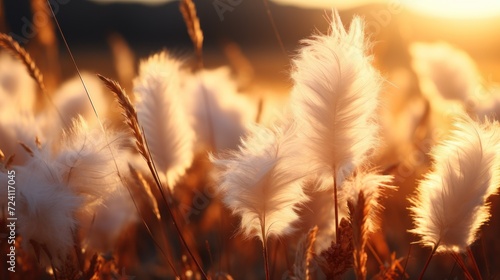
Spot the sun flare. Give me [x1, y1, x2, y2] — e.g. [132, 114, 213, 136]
[401, 0, 500, 19]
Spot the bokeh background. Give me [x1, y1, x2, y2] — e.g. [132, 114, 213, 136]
[1, 0, 500, 279]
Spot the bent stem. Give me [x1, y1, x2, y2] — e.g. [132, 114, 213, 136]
[418, 241, 439, 280]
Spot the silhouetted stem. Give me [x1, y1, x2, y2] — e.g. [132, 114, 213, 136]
[467, 247, 482, 280]
[418, 241, 439, 280]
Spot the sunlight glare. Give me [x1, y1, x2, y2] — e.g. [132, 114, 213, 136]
[402, 0, 500, 19]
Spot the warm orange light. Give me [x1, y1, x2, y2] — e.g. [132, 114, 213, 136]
[404, 0, 500, 19]
[275, 0, 500, 19]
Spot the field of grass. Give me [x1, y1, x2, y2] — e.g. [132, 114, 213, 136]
[1, 1, 500, 279]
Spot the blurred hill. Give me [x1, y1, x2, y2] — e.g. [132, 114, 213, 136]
[3, 0, 500, 84]
[4, 1, 500, 52]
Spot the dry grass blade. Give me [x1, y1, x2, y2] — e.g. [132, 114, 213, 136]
[0, 33, 47, 92]
[129, 165, 161, 221]
[97, 74, 147, 159]
[349, 191, 369, 280]
[98, 73, 208, 279]
[18, 142, 34, 157]
[373, 252, 404, 280]
[180, 0, 204, 68]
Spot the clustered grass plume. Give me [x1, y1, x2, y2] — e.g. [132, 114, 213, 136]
[0, 33, 137, 278]
[409, 115, 500, 253]
[12, 117, 132, 269]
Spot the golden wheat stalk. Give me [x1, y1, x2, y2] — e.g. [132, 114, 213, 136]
[128, 165, 161, 221]
[0, 33, 46, 92]
[349, 191, 369, 280]
[97, 74, 147, 157]
[180, 0, 203, 68]
[98, 74, 208, 280]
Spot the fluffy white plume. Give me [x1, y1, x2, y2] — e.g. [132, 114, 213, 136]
[14, 117, 129, 265]
[342, 172, 394, 233]
[134, 52, 195, 188]
[82, 188, 137, 252]
[55, 116, 125, 210]
[182, 67, 256, 152]
[52, 72, 107, 130]
[0, 108, 41, 166]
[290, 11, 382, 187]
[211, 121, 309, 241]
[0, 51, 36, 112]
[410, 42, 500, 120]
[410, 42, 479, 102]
[16, 149, 81, 266]
[409, 116, 500, 253]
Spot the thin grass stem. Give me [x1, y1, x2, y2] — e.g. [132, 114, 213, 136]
[418, 241, 439, 280]
[467, 247, 482, 280]
[451, 252, 473, 280]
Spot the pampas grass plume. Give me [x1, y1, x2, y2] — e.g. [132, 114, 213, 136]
[182, 67, 255, 151]
[55, 116, 125, 208]
[0, 51, 36, 112]
[211, 120, 308, 241]
[53, 72, 107, 130]
[134, 52, 195, 188]
[410, 42, 479, 102]
[290, 11, 382, 187]
[16, 149, 81, 266]
[409, 115, 500, 253]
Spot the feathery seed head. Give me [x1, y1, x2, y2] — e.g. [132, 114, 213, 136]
[291, 11, 383, 188]
[211, 120, 309, 242]
[134, 51, 195, 188]
[409, 115, 500, 253]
